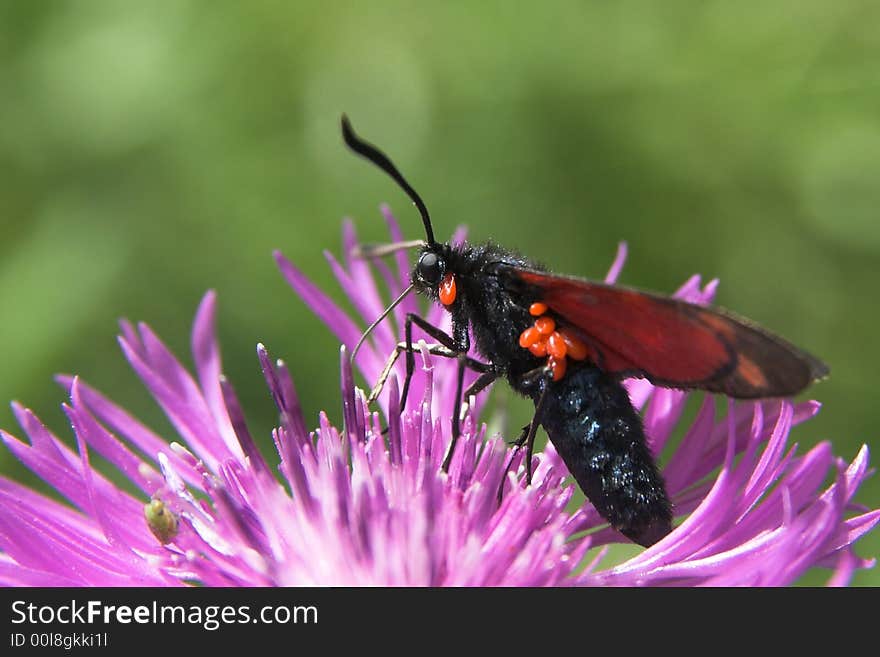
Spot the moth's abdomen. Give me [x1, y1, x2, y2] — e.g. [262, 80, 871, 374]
[535, 365, 672, 547]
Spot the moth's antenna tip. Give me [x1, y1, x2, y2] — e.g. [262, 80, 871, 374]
[341, 113, 354, 143]
[338, 114, 436, 247]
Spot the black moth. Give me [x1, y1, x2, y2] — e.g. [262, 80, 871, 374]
[340, 116, 828, 547]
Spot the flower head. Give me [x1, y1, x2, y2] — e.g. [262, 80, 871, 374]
[1, 206, 877, 586]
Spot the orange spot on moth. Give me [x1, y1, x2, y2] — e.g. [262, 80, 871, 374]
[559, 329, 589, 361]
[534, 316, 556, 335]
[528, 340, 548, 357]
[529, 302, 548, 317]
[737, 354, 769, 389]
[547, 332, 567, 360]
[548, 356, 566, 381]
[439, 273, 457, 306]
[519, 326, 541, 349]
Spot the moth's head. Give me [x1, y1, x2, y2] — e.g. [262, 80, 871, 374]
[413, 244, 457, 307]
[414, 248, 444, 287]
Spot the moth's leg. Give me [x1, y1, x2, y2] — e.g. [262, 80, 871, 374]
[496, 366, 552, 503]
[367, 342, 489, 404]
[441, 367, 500, 469]
[497, 422, 531, 504]
[386, 314, 497, 473]
[443, 354, 469, 473]
[442, 357, 499, 472]
[463, 370, 497, 399]
[523, 383, 549, 484]
[400, 313, 469, 414]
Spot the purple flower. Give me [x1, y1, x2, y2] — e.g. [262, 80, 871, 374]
[1, 206, 877, 586]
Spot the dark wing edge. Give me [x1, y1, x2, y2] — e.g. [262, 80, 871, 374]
[685, 301, 829, 397]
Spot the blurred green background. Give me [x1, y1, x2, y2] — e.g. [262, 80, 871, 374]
[1, 1, 878, 584]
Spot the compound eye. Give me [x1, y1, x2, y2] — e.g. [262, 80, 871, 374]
[417, 252, 444, 285]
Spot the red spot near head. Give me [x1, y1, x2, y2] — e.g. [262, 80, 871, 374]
[439, 273, 457, 306]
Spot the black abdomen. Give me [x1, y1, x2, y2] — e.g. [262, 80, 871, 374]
[530, 364, 672, 547]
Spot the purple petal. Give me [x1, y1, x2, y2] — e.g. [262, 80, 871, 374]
[191, 291, 239, 455]
[604, 241, 628, 284]
[380, 204, 419, 314]
[274, 249, 383, 377]
[219, 376, 271, 477]
[118, 335, 234, 470]
[67, 378, 158, 493]
[54, 375, 203, 489]
[325, 247, 396, 349]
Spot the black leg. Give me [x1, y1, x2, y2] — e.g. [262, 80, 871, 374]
[375, 313, 500, 475]
[368, 342, 490, 405]
[400, 313, 468, 414]
[442, 354, 469, 472]
[444, 367, 500, 470]
[464, 370, 497, 399]
[496, 367, 551, 504]
[441, 353, 502, 473]
[497, 423, 531, 504]
[523, 384, 549, 484]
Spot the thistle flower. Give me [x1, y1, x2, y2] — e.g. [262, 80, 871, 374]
[0, 207, 877, 586]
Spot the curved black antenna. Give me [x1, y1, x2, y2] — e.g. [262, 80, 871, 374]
[341, 114, 436, 246]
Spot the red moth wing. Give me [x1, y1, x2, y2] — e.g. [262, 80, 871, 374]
[512, 268, 828, 398]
